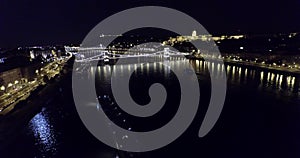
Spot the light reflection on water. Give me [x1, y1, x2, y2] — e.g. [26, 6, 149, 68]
[28, 108, 58, 157]
[93, 58, 300, 94]
[11, 57, 299, 158]
[193, 60, 299, 93]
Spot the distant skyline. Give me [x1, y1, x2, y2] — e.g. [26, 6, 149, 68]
[1, 0, 300, 48]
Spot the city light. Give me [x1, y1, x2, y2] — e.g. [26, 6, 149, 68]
[0, 0, 300, 156]
[7, 83, 13, 87]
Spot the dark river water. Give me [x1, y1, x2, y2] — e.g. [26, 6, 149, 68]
[1, 58, 300, 158]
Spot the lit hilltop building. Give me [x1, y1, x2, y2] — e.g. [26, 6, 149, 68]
[163, 30, 244, 46]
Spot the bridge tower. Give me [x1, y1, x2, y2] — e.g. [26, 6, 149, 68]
[164, 47, 170, 58]
[192, 30, 197, 37]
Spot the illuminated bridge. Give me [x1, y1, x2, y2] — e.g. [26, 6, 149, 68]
[65, 46, 190, 63]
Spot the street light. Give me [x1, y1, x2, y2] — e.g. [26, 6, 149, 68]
[7, 83, 13, 88]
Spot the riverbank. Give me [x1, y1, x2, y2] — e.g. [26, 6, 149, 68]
[0, 56, 74, 150]
[186, 56, 300, 76]
[0, 56, 73, 116]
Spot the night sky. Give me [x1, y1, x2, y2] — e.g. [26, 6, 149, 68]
[0, 0, 300, 48]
